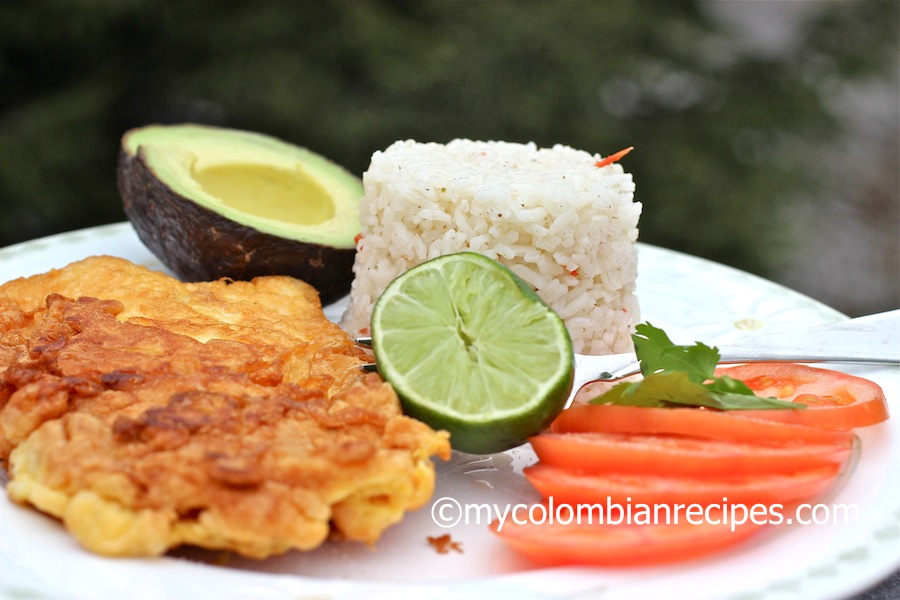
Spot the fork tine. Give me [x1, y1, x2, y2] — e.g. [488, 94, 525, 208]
[354, 336, 376, 372]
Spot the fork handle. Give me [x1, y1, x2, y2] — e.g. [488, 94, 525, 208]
[717, 309, 899, 366]
[715, 347, 900, 367]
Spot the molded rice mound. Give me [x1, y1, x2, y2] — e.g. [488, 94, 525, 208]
[340, 139, 642, 355]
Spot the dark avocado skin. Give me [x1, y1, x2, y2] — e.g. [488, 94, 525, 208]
[117, 147, 356, 304]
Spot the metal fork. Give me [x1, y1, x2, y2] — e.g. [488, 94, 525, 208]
[357, 310, 900, 409]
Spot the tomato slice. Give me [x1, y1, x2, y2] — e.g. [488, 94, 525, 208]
[495, 364, 883, 567]
[524, 462, 842, 507]
[551, 403, 854, 445]
[491, 506, 763, 566]
[529, 432, 853, 477]
[715, 363, 889, 430]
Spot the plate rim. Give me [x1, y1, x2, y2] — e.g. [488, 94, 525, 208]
[0, 222, 896, 600]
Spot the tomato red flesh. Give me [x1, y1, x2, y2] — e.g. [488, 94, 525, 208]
[491, 506, 763, 567]
[524, 462, 842, 507]
[492, 362, 884, 567]
[530, 432, 853, 477]
[715, 363, 889, 430]
[551, 403, 854, 445]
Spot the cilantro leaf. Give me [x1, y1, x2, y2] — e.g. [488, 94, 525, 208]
[600, 372, 724, 409]
[703, 374, 802, 410]
[634, 323, 719, 383]
[590, 323, 805, 411]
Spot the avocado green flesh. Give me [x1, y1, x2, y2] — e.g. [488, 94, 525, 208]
[118, 124, 362, 302]
[191, 163, 335, 226]
[123, 124, 361, 248]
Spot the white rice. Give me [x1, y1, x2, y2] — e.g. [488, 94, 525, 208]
[340, 139, 642, 355]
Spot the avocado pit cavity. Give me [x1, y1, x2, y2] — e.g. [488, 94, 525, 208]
[191, 162, 336, 226]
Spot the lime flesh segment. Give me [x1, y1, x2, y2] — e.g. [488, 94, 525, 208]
[370, 252, 574, 454]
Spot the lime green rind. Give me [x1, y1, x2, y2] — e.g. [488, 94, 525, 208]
[395, 374, 572, 454]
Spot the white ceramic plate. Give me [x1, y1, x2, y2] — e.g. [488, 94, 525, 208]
[0, 223, 897, 600]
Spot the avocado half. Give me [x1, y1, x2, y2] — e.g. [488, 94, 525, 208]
[117, 124, 362, 303]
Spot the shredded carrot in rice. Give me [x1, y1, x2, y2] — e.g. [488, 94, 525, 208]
[595, 146, 633, 168]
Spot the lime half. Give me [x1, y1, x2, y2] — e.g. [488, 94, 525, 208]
[370, 252, 574, 454]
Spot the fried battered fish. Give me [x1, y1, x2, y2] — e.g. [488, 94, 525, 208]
[0, 256, 450, 558]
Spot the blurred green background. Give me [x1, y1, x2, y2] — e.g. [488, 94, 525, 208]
[1, 0, 897, 316]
